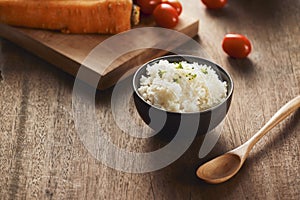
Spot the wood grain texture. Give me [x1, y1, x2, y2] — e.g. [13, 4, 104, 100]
[0, 0, 299, 199]
[0, 10, 199, 89]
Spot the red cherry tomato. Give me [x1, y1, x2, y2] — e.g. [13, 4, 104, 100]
[153, 3, 179, 28]
[201, 0, 227, 9]
[222, 34, 252, 58]
[137, 0, 162, 15]
[162, 0, 182, 16]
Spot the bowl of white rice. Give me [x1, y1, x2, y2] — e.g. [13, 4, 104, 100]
[133, 55, 233, 135]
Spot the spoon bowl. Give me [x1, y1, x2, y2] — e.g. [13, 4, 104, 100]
[197, 153, 241, 184]
[196, 95, 300, 184]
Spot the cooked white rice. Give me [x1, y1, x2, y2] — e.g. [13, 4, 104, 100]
[138, 60, 227, 112]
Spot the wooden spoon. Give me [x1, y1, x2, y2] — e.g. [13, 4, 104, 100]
[196, 95, 300, 184]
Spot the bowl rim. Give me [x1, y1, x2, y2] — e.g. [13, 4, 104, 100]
[132, 55, 234, 115]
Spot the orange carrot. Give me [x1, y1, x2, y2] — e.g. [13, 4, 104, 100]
[0, 0, 133, 34]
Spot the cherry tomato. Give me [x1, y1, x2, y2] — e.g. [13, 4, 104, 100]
[201, 0, 227, 9]
[162, 0, 182, 16]
[137, 0, 162, 15]
[222, 34, 252, 58]
[153, 3, 179, 28]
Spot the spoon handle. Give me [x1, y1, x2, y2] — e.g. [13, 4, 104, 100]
[243, 95, 300, 157]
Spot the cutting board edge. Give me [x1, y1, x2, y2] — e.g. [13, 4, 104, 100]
[0, 18, 199, 90]
[0, 23, 84, 77]
[99, 19, 200, 90]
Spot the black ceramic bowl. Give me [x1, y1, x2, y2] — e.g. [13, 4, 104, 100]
[133, 55, 233, 136]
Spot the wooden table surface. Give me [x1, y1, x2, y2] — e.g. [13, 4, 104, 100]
[1, 0, 299, 199]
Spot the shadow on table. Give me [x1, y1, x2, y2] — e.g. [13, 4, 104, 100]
[147, 131, 248, 199]
[206, 0, 287, 21]
[147, 105, 299, 199]
[226, 57, 255, 75]
[248, 109, 300, 164]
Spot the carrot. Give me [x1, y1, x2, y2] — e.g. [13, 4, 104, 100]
[0, 0, 133, 34]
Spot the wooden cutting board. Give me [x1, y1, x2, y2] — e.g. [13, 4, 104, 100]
[0, 14, 199, 90]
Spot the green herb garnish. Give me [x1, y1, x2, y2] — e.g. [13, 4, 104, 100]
[158, 69, 166, 78]
[189, 74, 197, 80]
[187, 73, 197, 80]
[201, 68, 208, 74]
[175, 62, 183, 69]
[173, 74, 182, 83]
